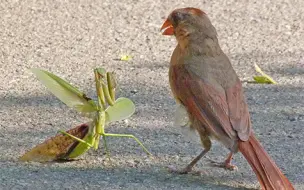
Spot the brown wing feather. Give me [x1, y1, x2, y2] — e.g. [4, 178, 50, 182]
[171, 64, 251, 150]
[226, 82, 251, 141]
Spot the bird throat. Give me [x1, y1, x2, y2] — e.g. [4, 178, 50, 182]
[175, 27, 190, 51]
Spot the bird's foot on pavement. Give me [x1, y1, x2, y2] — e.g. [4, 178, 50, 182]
[167, 165, 202, 175]
[208, 159, 238, 171]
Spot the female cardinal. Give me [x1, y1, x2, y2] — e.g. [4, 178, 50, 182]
[161, 7, 294, 190]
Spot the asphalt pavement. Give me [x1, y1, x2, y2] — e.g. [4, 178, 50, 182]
[0, 0, 303, 189]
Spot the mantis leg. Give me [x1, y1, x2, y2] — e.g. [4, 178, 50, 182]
[103, 133, 152, 155]
[102, 135, 111, 159]
[58, 130, 93, 147]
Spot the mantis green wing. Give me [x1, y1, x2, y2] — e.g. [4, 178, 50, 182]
[105, 97, 135, 123]
[31, 68, 98, 113]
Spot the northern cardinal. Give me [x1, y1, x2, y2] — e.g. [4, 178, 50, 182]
[161, 7, 294, 190]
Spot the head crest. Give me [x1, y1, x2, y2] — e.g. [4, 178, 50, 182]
[184, 7, 206, 16]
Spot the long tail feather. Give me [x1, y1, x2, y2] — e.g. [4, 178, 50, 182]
[238, 134, 294, 190]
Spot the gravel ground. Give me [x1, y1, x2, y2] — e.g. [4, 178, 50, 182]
[0, 0, 303, 189]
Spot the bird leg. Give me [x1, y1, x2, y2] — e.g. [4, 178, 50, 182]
[209, 152, 238, 171]
[168, 135, 211, 174]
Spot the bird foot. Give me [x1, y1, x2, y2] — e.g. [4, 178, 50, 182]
[167, 165, 202, 175]
[209, 160, 238, 171]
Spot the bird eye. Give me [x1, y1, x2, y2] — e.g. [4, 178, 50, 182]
[176, 12, 184, 20]
[172, 12, 185, 24]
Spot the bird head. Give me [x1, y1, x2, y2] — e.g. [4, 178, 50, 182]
[160, 7, 206, 36]
[160, 7, 218, 52]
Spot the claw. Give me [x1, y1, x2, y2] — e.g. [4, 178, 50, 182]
[209, 159, 238, 171]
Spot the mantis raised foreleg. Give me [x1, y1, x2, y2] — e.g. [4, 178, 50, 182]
[20, 67, 151, 163]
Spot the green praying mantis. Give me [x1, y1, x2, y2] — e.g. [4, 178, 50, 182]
[20, 68, 151, 162]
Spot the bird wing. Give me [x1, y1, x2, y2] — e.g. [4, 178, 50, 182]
[170, 63, 251, 150]
[225, 81, 252, 141]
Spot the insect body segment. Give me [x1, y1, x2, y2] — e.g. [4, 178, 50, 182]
[20, 68, 151, 162]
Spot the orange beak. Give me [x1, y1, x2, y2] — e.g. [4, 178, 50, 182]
[160, 19, 174, 35]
